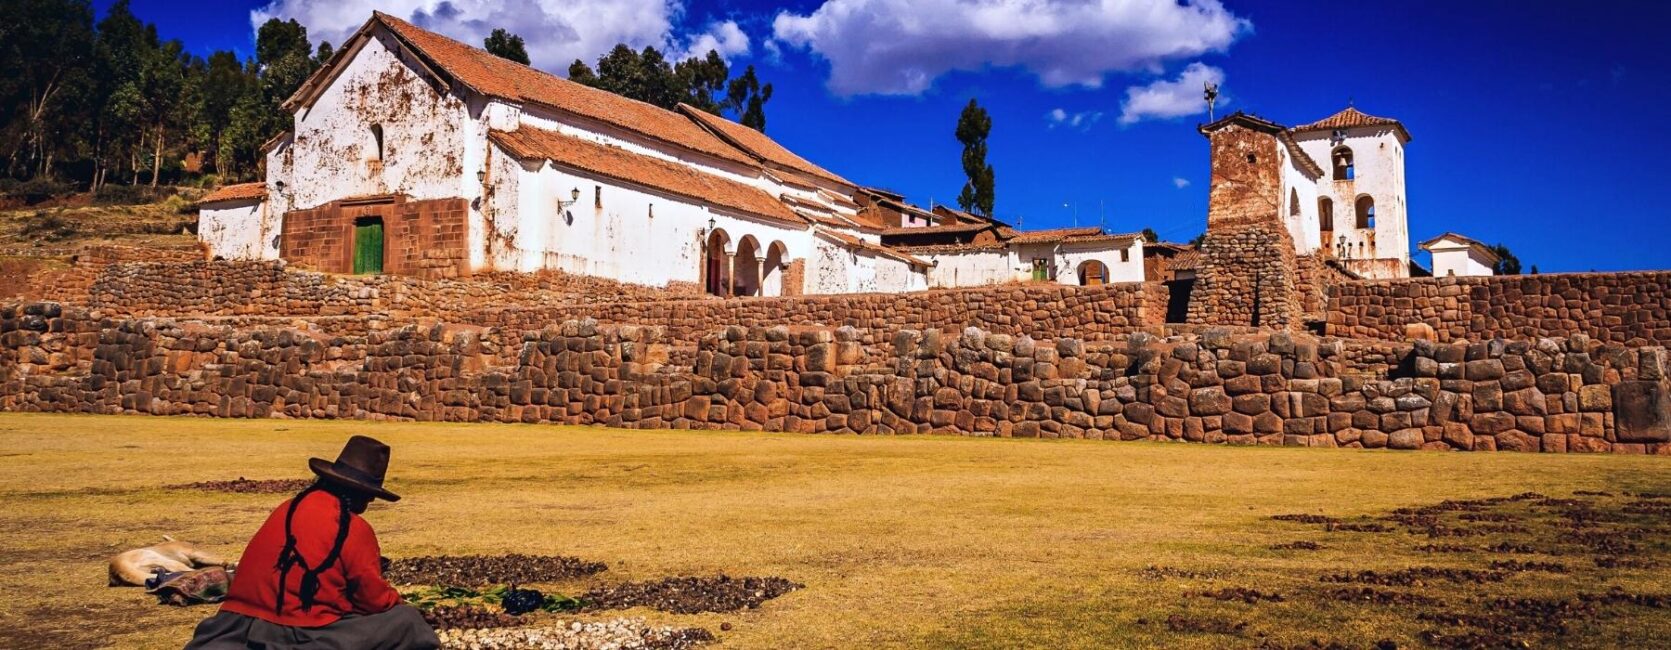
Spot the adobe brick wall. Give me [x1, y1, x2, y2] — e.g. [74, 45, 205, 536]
[1327, 272, 1671, 346]
[4, 303, 1665, 452]
[281, 196, 468, 279]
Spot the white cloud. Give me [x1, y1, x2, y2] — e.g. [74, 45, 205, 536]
[252, 0, 751, 76]
[771, 0, 1250, 96]
[1172, 176, 1190, 189]
[1117, 62, 1224, 125]
[1046, 108, 1103, 129]
[676, 20, 751, 61]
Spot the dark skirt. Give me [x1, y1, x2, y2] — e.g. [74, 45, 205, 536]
[184, 605, 440, 650]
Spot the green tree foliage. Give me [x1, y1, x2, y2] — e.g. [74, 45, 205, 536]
[567, 45, 772, 131]
[725, 65, 772, 132]
[0, 1, 330, 189]
[955, 98, 996, 217]
[1141, 227, 1160, 243]
[0, 0, 96, 179]
[1489, 243, 1523, 275]
[483, 28, 529, 65]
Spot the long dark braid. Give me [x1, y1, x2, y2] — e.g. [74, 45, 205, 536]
[274, 481, 354, 615]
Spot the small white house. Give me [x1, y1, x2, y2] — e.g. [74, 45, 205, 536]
[1420, 232, 1499, 277]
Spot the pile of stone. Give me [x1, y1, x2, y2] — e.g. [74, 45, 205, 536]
[437, 619, 713, 650]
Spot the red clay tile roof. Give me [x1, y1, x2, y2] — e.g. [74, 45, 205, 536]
[877, 222, 993, 237]
[324, 14, 758, 169]
[489, 128, 802, 226]
[677, 104, 853, 189]
[816, 229, 930, 267]
[1292, 106, 1411, 141]
[1167, 249, 1202, 271]
[1003, 226, 1108, 244]
[199, 182, 267, 204]
[891, 242, 1008, 254]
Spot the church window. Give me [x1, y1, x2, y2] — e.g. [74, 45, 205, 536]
[1318, 197, 1334, 232]
[1289, 189, 1300, 218]
[370, 124, 384, 161]
[1332, 147, 1354, 180]
[594, 185, 602, 209]
[1355, 196, 1375, 229]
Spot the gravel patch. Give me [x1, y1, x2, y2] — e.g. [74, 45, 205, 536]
[438, 618, 714, 650]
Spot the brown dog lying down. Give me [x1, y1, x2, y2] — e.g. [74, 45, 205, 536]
[109, 537, 236, 587]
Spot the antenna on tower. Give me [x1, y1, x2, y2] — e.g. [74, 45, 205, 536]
[1203, 82, 1220, 121]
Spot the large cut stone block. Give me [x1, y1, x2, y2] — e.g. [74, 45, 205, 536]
[1614, 381, 1670, 443]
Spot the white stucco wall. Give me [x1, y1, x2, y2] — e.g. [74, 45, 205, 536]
[198, 199, 278, 260]
[1280, 143, 1322, 254]
[1428, 243, 1495, 277]
[1294, 127, 1409, 273]
[271, 31, 473, 214]
[491, 147, 811, 287]
[1055, 239, 1146, 285]
[917, 249, 1014, 287]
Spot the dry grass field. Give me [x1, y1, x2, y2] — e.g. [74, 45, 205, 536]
[0, 413, 1667, 649]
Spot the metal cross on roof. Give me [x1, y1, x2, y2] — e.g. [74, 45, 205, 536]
[1203, 82, 1220, 121]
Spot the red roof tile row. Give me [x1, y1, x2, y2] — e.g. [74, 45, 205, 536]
[488, 128, 801, 226]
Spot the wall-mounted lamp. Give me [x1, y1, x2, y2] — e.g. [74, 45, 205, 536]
[477, 171, 486, 184]
[274, 180, 286, 192]
[557, 187, 581, 209]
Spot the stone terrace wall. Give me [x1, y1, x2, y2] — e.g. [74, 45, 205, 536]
[1328, 272, 1671, 346]
[473, 281, 1172, 344]
[83, 260, 709, 318]
[3, 302, 1666, 453]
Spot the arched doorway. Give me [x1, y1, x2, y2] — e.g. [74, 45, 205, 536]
[1077, 259, 1109, 286]
[761, 241, 788, 297]
[734, 235, 762, 297]
[704, 228, 731, 296]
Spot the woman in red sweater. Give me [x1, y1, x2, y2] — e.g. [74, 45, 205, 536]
[184, 436, 439, 649]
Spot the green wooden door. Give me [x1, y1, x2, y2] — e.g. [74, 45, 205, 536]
[353, 219, 384, 274]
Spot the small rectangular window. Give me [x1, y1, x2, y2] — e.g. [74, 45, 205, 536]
[594, 185, 602, 209]
[1121, 248, 1130, 262]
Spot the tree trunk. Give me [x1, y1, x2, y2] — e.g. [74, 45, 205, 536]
[151, 126, 164, 189]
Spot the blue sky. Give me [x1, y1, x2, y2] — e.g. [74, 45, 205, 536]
[96, 0, 1671, 272]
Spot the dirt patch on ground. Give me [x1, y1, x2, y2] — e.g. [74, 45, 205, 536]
[387, 555, 609, 586]
[1167, 490, 1671, 648]
[580, 576, 803, 614]
[169, 478, 313, 494]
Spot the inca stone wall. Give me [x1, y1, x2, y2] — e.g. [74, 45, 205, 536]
[474, 281, 1171, 345]
[1187, 223, 1300, 329]
[1327, 272, 1671, 346]
[84, 260, 709, 319]
[3, 302, 1665, 452]
[79, 260, 1169, 345]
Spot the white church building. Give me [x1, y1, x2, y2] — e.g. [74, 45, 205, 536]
[197, 12, 1144, 296]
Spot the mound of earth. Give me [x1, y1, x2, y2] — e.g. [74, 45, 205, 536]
[581, 575, 802, 614]
[170, 478, 313, 494]
[387, 555, 608, 586]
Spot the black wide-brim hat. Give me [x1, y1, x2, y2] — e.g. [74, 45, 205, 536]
[309, 435, 401, 501]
